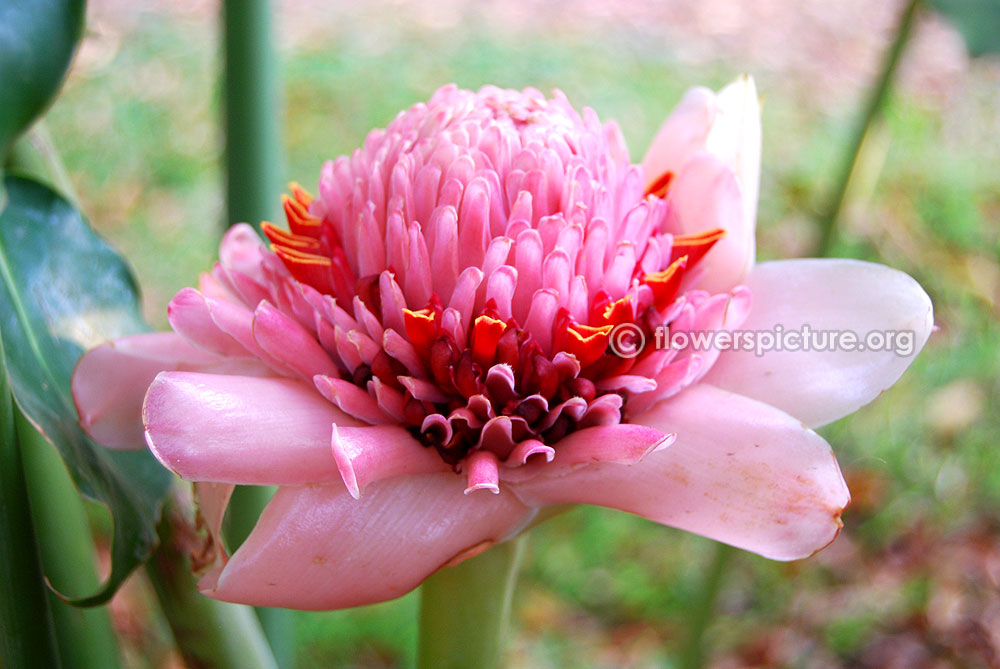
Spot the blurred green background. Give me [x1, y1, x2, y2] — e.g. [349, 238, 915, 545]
[43, 0, 999, 666]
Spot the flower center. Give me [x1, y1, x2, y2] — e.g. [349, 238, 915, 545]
[266, 184, 723, 466]
[253, 86, 732, 472]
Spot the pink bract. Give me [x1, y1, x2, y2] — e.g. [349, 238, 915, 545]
[73, 79, 933, 610]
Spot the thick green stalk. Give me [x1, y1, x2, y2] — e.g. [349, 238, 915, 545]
[418, 537, 526, 669]
[678, 544, 734, 669]
[224, 485, 295, 666]
[815, 0, 921, 256]
[223, 0, 282, 231]
[222, 0, 291, 659]
[146, 498, 278, 669]
[0, 335, 61, 668]
[17, 412, 121, 669]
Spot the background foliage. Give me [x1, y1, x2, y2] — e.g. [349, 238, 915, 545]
[35, 0, 1000, 666]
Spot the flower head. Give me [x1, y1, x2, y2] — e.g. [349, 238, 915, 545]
[73, 79, 933, 610]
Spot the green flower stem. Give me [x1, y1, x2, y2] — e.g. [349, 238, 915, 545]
[222, 0, 291, 658]
[224, 485, 295, 667]
[0, 336, 61, 668]
[815, 0, 922, 256]
[678, 544, 734, 669]
[223, 0, 282, 231]
[16, 412, 121, 669]
[145, 496, 278, 669]
[418, 536, 527, 669]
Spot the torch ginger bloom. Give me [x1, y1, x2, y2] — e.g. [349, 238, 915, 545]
[73, 80, 932, 610]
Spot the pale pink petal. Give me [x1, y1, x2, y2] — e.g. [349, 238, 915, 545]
[702, 258, 934, 427]
[144, 372, 364, 484]
[668, 152, 753, 293]
[314, 375, 395, 425]
[508, 384, 850, 560]
[331, 423, 449, 499]
[398, 376, 450, 403]
[251, 301, 340, 379]
[219, 223, 267, 283]
[202, 296, 296, 377]
[501, 424, 672, 483]
[168, 288, 250, 357]
[200, 473, 534, 609]
[383, 329, 426, 378]
[642, 77, 760, 235]
[73, 333, 221, 450]
[641, 86, 716, 187]
[706, 75, 761, 236]
[594, 375, 658, 393]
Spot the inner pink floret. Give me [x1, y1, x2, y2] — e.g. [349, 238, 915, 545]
[197, 85, 741, 490]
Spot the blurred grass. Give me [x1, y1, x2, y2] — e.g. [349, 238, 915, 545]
[43, 4, 1000, 667]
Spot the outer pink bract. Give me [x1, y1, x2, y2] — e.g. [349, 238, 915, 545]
[73, 79, 933, 610]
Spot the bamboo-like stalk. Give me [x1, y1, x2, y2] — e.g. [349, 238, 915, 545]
[0, 337, 61, 668]
[678, 544, 734, 669]
[17, 413, 122, 669]
[418, 537, 527, 669]
[221, 0, 292, 661]
[222, 0, 282, 231]
[224, 484, 296, 666]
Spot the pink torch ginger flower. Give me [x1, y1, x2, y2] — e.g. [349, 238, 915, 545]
[73, 80, 933, 610]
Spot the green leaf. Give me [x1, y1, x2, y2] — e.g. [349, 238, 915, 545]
[928, 0, 1000, 56]
[0, 0, 85, 159]
[0, 175, 171, 606]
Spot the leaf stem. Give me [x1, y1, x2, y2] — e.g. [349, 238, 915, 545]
[815, 0, 922, 256]
[418, 536, 526, 669]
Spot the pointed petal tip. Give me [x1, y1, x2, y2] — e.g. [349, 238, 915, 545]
[142, 425, 179, 479]
[330, 423, 361, 500]
[513, 385, 851, 561]
[505, 439, 556, 467]
[646, 432, 676, 458]
[464, 482, 501, 495]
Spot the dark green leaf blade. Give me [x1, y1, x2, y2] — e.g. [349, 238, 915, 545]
[928, 0, 1000, 56]
[0, 176, 171, 606]
[0, 0, 85, 159]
